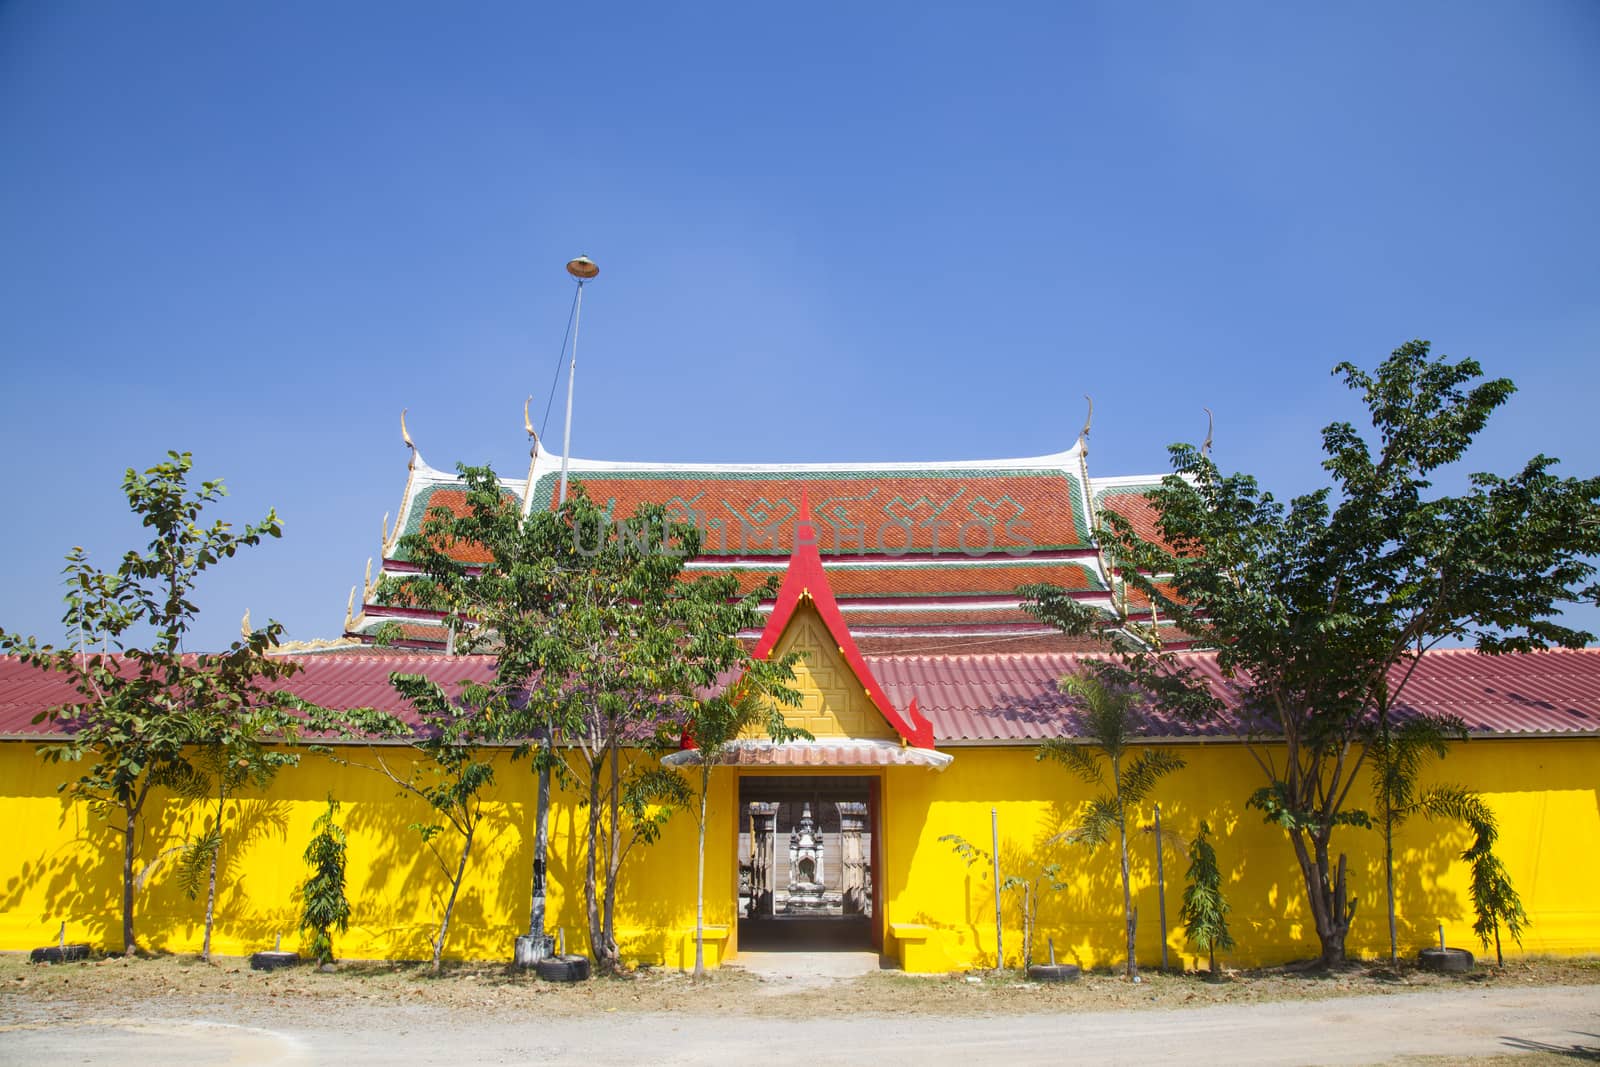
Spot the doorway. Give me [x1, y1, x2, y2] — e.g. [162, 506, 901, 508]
[736, 775, 880, 950]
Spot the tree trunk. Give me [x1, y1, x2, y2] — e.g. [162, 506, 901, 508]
[1494, 923, 1503, 968]
[433, 825, 475, 974]
[584, 759, 603, 965]
[203, 790, 223, 962]
[693, 767, 708, 979]
[1384, 814, 1398, 965]
[202, 849, 219, 962]
[1118, 818, 1136, 978]
[601, 748, 621, 972]
[122, 805, 137, 957]
[1288, 826, 1352, 966]
[528, 760, 551, 939]
[1154, 803, 1168, 973]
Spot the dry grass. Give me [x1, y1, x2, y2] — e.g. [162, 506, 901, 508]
[2, 951, 1596, 1027]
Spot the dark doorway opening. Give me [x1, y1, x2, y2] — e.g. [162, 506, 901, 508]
[737, 775, 878, 951]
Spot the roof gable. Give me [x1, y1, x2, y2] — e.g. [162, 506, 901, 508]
[751, 492, 936, 747]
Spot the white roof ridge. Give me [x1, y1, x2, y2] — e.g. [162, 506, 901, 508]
[526, 444, 1084, 476]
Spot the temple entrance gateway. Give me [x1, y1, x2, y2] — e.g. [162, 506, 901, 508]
[736, 775, 879, 950]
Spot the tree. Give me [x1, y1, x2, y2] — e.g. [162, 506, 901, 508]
[1027, 341, 1600, 966]
[381, 465, 728, 973]
[1178, 821, 1234, 975]
[0, 452, 296, 955]
[299, 796, 352, 967]
[1042, 664, 1185, 979]
[511, 487, 732, 972]
[674, 642, 803, 977]
[325, 674, 501, 973]
[175, 698, 301, 962]
[376, 463, 568, 957]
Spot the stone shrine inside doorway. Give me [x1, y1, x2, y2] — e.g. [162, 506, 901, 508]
[736, 775, 877, 950]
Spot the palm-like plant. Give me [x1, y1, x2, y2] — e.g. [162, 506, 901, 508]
[174, 704, 299, 961]
[1042, 664, 1185, 979]
[677, 678, 802, 978]
[1369, 709, 1466, 963]
[1368, 707, 1527, 965]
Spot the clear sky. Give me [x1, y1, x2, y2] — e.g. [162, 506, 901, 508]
[2, 2, 1596, 651]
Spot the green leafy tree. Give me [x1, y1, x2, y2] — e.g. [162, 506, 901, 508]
[509, 487, 729, 973]
[380, 465, 739, 973]
[1026, 342, 1600, 965]
[299, 796, 352, 967]
[1042, 664, 1185, 979]
[1178, 820, 1234, 975]
[325, 675, 501, 973]
[940, 834, 1067, 970]
[376, 463, 568, 953]
[0, 452, 295, 955]
[175, 697, 302, 961]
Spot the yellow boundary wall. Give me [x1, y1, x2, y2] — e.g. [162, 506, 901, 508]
[2, 737, 1595, 970]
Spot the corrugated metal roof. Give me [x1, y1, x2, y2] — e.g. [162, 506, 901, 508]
[873, 648, 1600, 741]
[4, 647, 1599, 741]
[0, 652, 496, 738]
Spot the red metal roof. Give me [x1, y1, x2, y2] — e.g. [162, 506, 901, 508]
[4, 647, 1598, 741]
[873, 648, 1600, 741]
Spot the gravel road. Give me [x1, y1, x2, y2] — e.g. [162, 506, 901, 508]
[3, 983, 1596, 1065]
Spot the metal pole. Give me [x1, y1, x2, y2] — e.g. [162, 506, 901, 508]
[558, 280, 584, 506]
[1154, 803, 1168, 972]
[991, 807, 1004, 971]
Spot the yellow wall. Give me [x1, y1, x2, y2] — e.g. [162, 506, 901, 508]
[0, 743, 735, 969]
[1, 736, 1596, 971]
[879, 738, 1600, 970]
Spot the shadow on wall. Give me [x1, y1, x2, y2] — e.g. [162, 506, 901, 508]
[2, 792, 121, 951]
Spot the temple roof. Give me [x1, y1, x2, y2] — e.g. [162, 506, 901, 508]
[349, 441, 1177, 655]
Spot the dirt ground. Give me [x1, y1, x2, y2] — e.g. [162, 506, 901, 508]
[1, 951, 1596, 1024]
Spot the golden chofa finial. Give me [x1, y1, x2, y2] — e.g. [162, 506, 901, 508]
[1201, 407, 1215, 458]
[1077, 395, 1093, 452]
[400, 408, 423, 470]
[381, 511, 391, 549]
[241, 608, 251, 638]
[364, 557, 374, 600]
[345, 586, 357, 629]
[524, 395, 541, 457]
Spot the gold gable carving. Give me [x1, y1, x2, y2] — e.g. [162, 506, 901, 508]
[752, 602, 896, 740]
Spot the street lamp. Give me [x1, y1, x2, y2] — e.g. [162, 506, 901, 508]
[558, 256, 598, 504]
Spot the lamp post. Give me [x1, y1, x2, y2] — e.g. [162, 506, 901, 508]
[519, 254, 599, 972]
[558, 255, 598, 505]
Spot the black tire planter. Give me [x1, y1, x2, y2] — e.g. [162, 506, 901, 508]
[1417, 947, 1474, 973]
[1025, 963, 1082, 983]
[536, 954, 591, 982]
[29, 944, 91, 964]
[250, 951, 301, 972]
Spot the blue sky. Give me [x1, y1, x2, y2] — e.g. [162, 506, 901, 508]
[2, 2, 1596, 651]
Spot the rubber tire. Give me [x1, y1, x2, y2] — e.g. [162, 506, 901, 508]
[536, 954, 591, 982]
[28, 944, 90, 964]
[1417, 947, 1474, 973]
[1026, 963, 1082, 983]
[250, 951, 301, 972]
